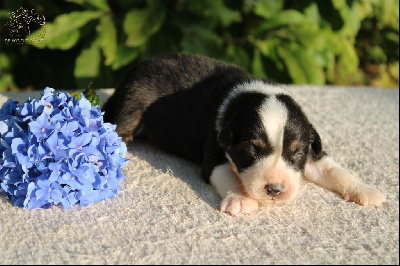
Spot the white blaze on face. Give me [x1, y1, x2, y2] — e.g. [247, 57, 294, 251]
[259, 96, 287, 151]
[216, 81, 289, 134]
[234, 95, 302, 204]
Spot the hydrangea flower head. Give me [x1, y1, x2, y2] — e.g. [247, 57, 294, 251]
[0, 87, 129, 209]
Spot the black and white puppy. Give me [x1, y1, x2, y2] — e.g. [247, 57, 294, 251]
[103, 53, 385, 216]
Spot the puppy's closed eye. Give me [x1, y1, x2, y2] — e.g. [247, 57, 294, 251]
[235, 141, 258, 157]
[292, 150, 305, 162]
[240, 139, 271, 158]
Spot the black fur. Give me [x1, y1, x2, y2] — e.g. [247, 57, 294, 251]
[277, 94, 314, 172]
[102, 53, 249, 143]
[217, 92, 272, 172]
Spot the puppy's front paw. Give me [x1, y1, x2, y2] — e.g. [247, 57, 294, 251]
[220, 194, 259, 216]
[342, 184, 386, 207]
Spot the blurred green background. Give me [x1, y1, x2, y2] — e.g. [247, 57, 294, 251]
[0, 0, 399, 92]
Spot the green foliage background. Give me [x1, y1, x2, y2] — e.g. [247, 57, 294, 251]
[1, 0, 399, 92]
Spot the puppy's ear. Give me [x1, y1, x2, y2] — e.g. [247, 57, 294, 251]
[309, 125, 324, 160]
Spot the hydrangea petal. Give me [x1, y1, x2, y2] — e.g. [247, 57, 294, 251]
[50, 188, 63, 202]
[35, 189, 50, 201]
[0, 121, 8, 134]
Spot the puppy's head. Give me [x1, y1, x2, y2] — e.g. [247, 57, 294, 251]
[216, 81, 322, 205]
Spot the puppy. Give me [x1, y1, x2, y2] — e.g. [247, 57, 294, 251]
[102, 53, 386, 216]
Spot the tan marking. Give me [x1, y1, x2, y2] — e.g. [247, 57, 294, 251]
[229, 161, 238, 174]
[229, 162, 250, 197]
[252, 138, 267, 150]
[289, 140, 300, 153]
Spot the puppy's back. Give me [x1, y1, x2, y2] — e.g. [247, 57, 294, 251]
[102, 53, 243, 143]
[104, 54, 224, 120]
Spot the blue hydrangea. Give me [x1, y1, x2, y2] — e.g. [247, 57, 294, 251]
[0, 87, 129, 209]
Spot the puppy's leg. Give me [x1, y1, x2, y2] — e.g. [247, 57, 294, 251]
[304, 156, 386, 206]
[102, 85, 148, 144]
[210, 163, 259, 216]
[114, 110, 143, 144]
[102, 96, 144, 144]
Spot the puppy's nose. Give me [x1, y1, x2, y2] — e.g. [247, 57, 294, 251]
[265, 183, 284, 196]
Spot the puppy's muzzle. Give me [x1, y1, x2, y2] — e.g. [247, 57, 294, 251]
[265, 183, 284, 196]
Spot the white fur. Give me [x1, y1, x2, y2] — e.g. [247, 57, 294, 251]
[210, 163, 259, 216]
[304, 156, 386, 206]
[238, 155, 302, 205]
[259, 96, 288, 149]
[215, 81, 288, 134]
[210, 163, 239, 200]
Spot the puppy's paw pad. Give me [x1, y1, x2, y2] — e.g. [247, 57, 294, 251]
[343, 185, 386, 207]
[220, 194, 258, 216]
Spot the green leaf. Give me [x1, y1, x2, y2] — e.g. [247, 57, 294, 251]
[380, 0, 400, 30]
[0, 73, 17, 92]
[317, 46, 336, 82]
[0, 10, 11, 18]
[253, 0, 284, 19]
[69, 87, 100, 107]
[366, 45, 387, 62]
[86, 0, 110, 11]
[111, 45, 141, 70]
[83, 87, 100, 106]
[27, 10, 104, 50]
[96, 15, 117, 66]
[66, 0, 85, 6]
[181, 26, 223, 57]
[69, 91, 82, 101]
[334, 1, 371, 37]
[255, 39, 274, 56]
[74, 44, 101, 78]
[124, 6, 166, 47]
[331, 0, 346, 10]
[183, 0, 240, 27]
[388, 62, 399, 82]
[336, 39, 359, 75]
[252, 10, 307, 35]
[252, 48, 268, 79]
[255, 39, 283, 70]
[48, 30, 81, 50]
[385, 32, 400, 45]
[303, 2, 320, 25]
[276, 44, 325, 85]
[0, 53, 11, 70]
[204, 0, 241, 27]
[276, 46, 307, 84]
[225, 45, 250, 71]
